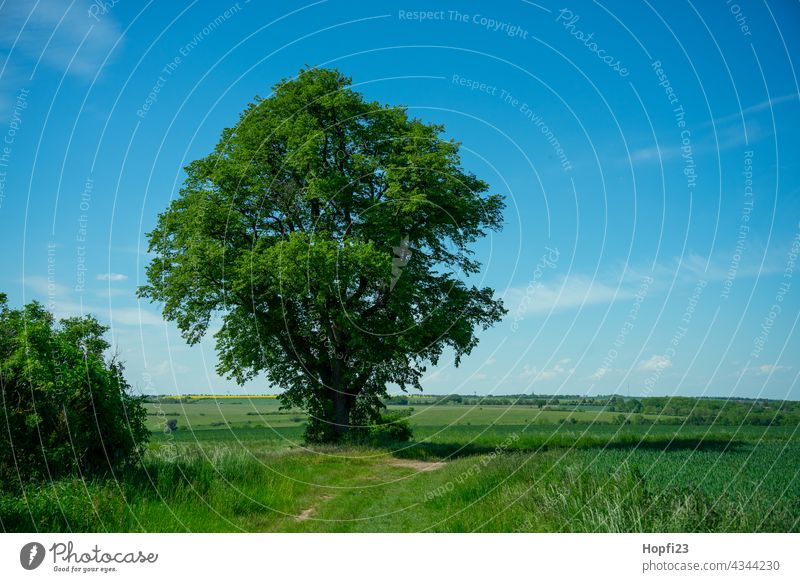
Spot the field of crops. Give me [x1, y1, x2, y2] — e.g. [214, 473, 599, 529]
[143, 397, 680, 434]
[2, 397, 798, 532]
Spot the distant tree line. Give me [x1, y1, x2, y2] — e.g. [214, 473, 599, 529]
[383, 393, 800, 426]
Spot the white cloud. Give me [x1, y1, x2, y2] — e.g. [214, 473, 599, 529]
[591, 366, 610, 379]
[628, 113, 771, 165]
[146, 360, 171, 376]
[741, 364, 791, 376]
[506, 248, 787, 325]
[519, 361, 575, 383]
[107, 307, 164, 326]
[93, 287, 129, 298]
[33, 298, 164, 327]
[708, 93, 799, 127]
[20, 275, 69, 297]
[97, 273, 128, 281]
[637, 354, 672, 372]
[628, 143, 672, 164]
[506, 274, 633, 318]
[21, 273, 161, 326]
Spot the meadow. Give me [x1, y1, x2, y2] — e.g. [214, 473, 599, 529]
[2, 396, 798, 532]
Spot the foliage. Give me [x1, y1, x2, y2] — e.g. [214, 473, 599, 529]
[0, 294, 148, 489]
[365, 410, 413, 443]
[139, 67, 506, 442]
[611, 396, 800, 426]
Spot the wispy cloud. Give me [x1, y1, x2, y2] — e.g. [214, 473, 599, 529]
[628, 144, 670, 164]
[708, 93, 799, 127]
[505, 274, 633, 317]
[520, 359, 575, 383]
[628, 92, 799, 165]
[54, 301, 164, 326]
[740, 364, 792, 376]
[19, 278, 164, 327]
[97, 273, 128, 281]
[628, 119, 765, 164]
[20, 275, 69, 297]
[0, 0, 122, 79]
[506, 246, 785, 324]
[146, 360, 172, 376]
[626, 93, 795, 165]
[637, 354, 672, 372]
[107, 307, 164, 326]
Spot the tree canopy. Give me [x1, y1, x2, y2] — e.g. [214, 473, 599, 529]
[139, 67, 506, 442]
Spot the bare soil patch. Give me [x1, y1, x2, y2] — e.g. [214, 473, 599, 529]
[295, 494, 333, 522]
[386, 458, 445, 472]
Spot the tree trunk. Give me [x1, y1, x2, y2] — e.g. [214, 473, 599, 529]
[331, 387, 351, 439]
[329, 356, 353, 440]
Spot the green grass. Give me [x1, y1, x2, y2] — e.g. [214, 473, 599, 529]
[3, 398, 798, 532]
[145, 397, 302, 432]
[143, 399, 678, 436]
[2, 419, 798, 532]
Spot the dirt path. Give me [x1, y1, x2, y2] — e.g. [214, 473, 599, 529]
[386, 458, 445, 472]
[295, 494, 333, 522]
[293, 458, 445, 521]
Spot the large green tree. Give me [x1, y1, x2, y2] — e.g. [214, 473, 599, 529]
[139, 68, 505, 442]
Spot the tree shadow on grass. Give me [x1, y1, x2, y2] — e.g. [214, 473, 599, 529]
[387, 435, 751, 462]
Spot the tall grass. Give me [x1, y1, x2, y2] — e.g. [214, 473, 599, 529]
[2, 429, 798, 533]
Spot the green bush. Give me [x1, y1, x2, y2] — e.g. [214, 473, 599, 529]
[367, 411, 413, 443]
[0, 294, 149, 489]
[338, 408, 414, 445]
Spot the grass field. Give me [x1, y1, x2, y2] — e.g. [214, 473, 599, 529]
[2, 397, 798, 532]
[143, 397, 680, 433]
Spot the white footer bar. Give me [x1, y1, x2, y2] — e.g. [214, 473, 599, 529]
[1, 533, 797, 581]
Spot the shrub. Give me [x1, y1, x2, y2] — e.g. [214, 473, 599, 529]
[338, 408, 414, 445]
[367, 411, 413, 443]
[0, 295, 148, 489]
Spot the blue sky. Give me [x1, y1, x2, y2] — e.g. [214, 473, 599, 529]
[1, 0, 798, 399]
